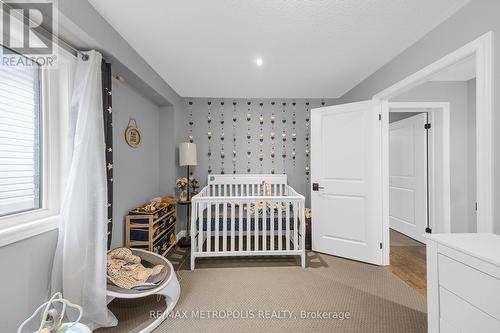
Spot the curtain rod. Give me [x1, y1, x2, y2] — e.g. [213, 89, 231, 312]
[1, 0, 89, 61]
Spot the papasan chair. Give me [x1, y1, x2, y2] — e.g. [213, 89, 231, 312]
[106, 248, 180, 333]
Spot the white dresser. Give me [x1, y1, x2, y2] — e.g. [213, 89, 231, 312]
[426, 233, 500, 333]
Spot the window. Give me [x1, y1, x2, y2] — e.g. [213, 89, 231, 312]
[0, 47, 42, 217]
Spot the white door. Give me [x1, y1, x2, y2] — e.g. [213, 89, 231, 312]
[389, 113, 427, 243]
[311, 100, 383, 265]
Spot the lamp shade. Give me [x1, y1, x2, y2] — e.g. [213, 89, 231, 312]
[179, 142, 197, 166]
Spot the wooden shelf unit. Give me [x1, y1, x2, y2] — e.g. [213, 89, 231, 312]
[125, 197, 177, 256]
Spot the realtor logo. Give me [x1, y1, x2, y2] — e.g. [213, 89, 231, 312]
[1, 0, 58, 67]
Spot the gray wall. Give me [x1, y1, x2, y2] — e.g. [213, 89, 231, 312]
[340, 0, 500, 233]
[0, 230, 58, 333]
[391, 81, 476, 233]
[159, 105, 178, 199]
[112, 79, 163, 248]
[389, 112, 424, 123]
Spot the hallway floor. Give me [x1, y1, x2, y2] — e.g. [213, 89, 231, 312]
[387, 229, 427, 296]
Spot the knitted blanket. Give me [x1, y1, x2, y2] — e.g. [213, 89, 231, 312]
[107, 248, 164, 289]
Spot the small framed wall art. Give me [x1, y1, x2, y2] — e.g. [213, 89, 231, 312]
[124, 118, 142, 148]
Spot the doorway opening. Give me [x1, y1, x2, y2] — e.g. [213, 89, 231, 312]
[374, 31, 491, 269]
[309, 32, 490, 272]
[385, 61, 477, 295]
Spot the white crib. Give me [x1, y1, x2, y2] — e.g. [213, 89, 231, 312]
[190, 174, 306, 270]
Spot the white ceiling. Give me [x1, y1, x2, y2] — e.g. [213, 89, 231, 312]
[89, 0, 470, 98]
[428, 55, 476, 82]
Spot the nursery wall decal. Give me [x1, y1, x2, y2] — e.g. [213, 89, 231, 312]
[220, 101, 225, 174]
[246, 101, 252, 173]
[188, 101, 194, 143]
[281, 102, 287, 174]
[259, 102, 264, 173]
[270, 101, 276, 174]
[232, 101, 237, 174]
[305, 101, 310, 181]
[207, 101, 212, 174]
[292, 102, 297, 167]
[180, 98, 336, 204]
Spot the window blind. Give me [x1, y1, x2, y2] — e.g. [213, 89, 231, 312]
[0, 52, 41, 217]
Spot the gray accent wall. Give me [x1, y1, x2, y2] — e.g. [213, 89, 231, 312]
[340, 0, 500, 233]
[166, 98, 339, 232]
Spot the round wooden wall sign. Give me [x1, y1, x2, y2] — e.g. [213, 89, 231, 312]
[125, 119, 142, 148]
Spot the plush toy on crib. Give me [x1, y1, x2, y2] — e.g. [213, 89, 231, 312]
[17, 292, 91, 333]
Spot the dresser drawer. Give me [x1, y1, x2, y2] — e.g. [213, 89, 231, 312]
[438, 254, 500, 319]
[440, 287, 500, 333]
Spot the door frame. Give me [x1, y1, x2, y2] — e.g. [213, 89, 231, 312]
[388, 103, 451, 242]
[374, 32, 493, 265]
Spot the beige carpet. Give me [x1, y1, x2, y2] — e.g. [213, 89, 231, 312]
[99, 250, 426, 333]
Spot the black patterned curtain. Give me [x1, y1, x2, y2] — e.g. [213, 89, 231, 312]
[102, 61, 113, 250]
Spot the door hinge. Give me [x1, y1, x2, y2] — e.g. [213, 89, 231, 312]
[379, 242, 383, 249]
[475, 202, 478, 211]
[425, 227, 432, 234]
[424, 123, 431, 129]
[378, 114, 382, 120]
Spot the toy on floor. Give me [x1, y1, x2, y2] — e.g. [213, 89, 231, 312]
[17, 292, 91, 333]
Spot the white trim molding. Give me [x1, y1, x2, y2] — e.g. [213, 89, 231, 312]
[0, 215, 58, 247]
[374, 32, 494, 264]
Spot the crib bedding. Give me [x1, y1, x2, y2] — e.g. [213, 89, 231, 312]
[199, 216, 298, 232]
[197, 204, 299, 232]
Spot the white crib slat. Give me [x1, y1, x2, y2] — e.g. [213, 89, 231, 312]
[246, 202, 251, 251]
[215, 202, 220, 252]
[223, 203, 228, 252]
[285, 202, 290, 251]
[269, 201, 274, 251]
[198, 202, 203, 252]
[277, 202, 282, 251]
[230, 203, 235, 251]
[293, 202, 298, 251]
[262, 200, 266, 251]
[207, 203, 211, 252]
[238, 203, 243, 251]
[254, 200, 259, 251]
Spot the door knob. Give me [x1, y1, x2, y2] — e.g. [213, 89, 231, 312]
[312, 183, 324, 191]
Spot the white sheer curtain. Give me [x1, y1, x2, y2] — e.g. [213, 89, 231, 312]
[51, 50, 117, 330]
